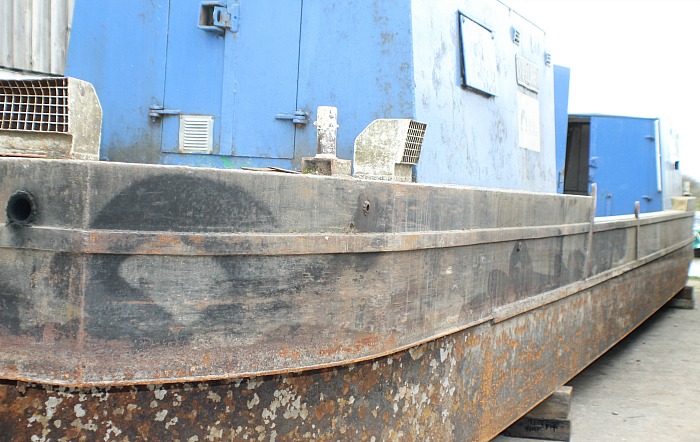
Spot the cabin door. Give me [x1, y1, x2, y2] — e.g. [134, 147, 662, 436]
[159, 1, 303, 159]
[563, 121, 591, 196]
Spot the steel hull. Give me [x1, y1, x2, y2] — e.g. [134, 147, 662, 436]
[0, 158, 694, 440]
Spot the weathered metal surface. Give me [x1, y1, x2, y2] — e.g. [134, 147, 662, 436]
[563, 114, 683, 215]
[0, 246, 691, 441]
[0, 0, 74, 75]
[0, 159, 694, 387]
[63, 1, 556, 192]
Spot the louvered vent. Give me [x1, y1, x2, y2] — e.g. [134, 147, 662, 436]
[179, 115, 214, 154]
[0, 77, 69, 133]
[401, 121, 426, 164]
[512, 28, 521, 45]
[354, 118, 427, 182]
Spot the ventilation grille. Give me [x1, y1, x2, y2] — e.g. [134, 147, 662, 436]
[401, 121, 426, 164]
[0, 77, 69, 133]
[178, 115, 214, 154]
[512, 28, 521, 45]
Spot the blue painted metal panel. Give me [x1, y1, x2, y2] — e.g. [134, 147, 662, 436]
[228, 1, 301, 159]
[295, 0, 416, 165]
[410, 2, 556, 192]
[553, 66, 570, 194]
[66, 0, 169, 163]
[160, 1, 225, 154]
[66, 0, 557, 191]
[588, 116, 661, 216]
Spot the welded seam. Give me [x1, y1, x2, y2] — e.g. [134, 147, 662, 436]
[1, 222, 591, 256]
[1, 209, 692, 256]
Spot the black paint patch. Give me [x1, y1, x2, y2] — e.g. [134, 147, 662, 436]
[91, 175, 276, 232]
[84, 253, 363, 345]
[0, 281, 27, 335]
[591, 229, 628, 275]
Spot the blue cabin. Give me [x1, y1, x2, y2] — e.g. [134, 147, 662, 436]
[558, 113, 682, 216]
[65, 0, 557, 192]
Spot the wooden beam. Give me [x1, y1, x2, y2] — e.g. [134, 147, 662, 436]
[666, 286, 694, 309]
[502, 386, 573, 441]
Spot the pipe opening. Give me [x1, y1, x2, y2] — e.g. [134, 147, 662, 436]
[6, 191, 37, 226]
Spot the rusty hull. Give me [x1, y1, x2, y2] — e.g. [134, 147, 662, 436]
[0, 246, 691, 441]
[0, 158, 696, 439]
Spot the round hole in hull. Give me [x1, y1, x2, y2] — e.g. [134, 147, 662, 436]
[6, 191, 37, 226]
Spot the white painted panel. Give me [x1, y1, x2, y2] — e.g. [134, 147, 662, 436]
[459, 13, 498, 96]
[518, 91, 541, 152]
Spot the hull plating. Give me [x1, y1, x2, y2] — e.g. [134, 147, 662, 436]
[0, 158, 694, 440]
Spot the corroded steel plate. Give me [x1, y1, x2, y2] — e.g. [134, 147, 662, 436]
[0, 247, 691, 441]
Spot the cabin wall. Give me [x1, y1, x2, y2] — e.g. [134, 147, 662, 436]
[296, 0, 416, 165]
[554, 65, 571, 194]
[63, 0, 557, 191]
[563, 114, 683, 216]
[411, 0, 556, 192]
[659, 120, 683, 210]
[589, 116, 662, 216]
[0, 0, 74, 75]
[65, 0, 416, 169]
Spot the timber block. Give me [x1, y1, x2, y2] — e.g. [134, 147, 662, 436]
[502, 386, 573, 441]
[671, 196, 696, 212]
[666, 286, 694, 310]
[301, 156, 351, 176]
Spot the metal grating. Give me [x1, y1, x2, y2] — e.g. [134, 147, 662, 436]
[402, 120, 426, 164]
[0, 78, 69, 133]
[178, 115, 214, 154]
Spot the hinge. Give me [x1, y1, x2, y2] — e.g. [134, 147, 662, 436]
[276, 110, 309, 126]
[199, 2, 239, 34]
[149, 105, 181, 122]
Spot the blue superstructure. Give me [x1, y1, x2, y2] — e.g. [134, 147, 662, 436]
[65, 0, 557, 192]
[553, 65, 570, 194]
[560, 114, 682, 216]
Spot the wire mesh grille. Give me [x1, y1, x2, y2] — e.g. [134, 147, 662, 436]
[402, 121, 426, 164]
[0, 77, 69, 133]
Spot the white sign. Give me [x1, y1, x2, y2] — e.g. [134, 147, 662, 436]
[518, 91, 540, 152]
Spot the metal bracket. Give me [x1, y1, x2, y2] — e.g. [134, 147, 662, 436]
[149, 105, 181, 122]
[276, 110, 309, 126]
[199, 2, 239, 34]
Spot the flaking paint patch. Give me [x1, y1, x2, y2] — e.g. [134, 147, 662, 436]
[154, 387, 167, 400]
[155, 409, 168, 422]
[409, 346, 425, 360]
[74, 404, 85, 418]
[247, 393, 260, 409]
[207, 425, 223, 440]
[104, 420, 122, 440]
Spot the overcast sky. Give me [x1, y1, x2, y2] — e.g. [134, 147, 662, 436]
[505, 0, 700, 181]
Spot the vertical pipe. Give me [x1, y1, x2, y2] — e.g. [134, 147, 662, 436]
[315, 106, 338, 157]
[583, 183, 597, 279]
[634, 200, 640, 260]
[654, 119, 662, 193]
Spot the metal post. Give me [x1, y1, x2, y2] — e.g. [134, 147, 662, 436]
[315, 106, 339, 157]
[301, 106, 350, 176]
